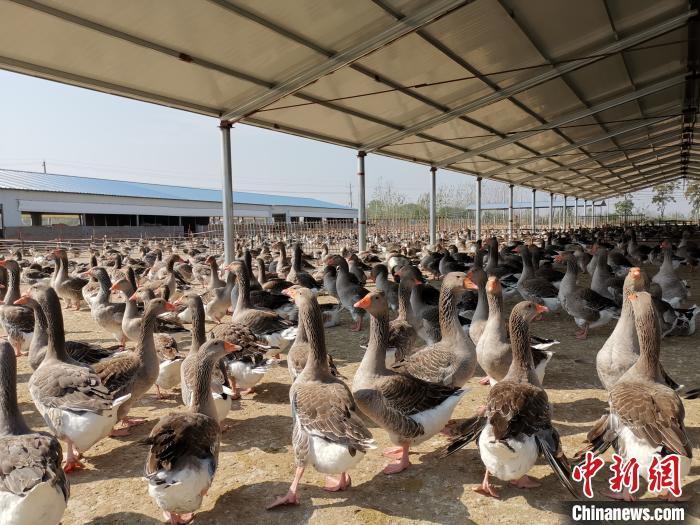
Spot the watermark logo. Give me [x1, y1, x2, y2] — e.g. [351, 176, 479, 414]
[572, 452, 683, 498]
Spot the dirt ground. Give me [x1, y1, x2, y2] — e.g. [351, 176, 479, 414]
[12, 261, 700, 525]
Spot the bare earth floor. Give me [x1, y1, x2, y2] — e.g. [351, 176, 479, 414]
[12, 263, 700, 525]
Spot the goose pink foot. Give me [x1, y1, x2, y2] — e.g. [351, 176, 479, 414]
[601, 488, 636, 501]
[474, 471, 499, 498]
[383, 444, 410, 474]
[382, 446, 404, 459]
[510, 475, 541, 488]
[324, 473, 351, 492]
[479, 376, 491, 385]
[163, 511, 194, 524]
[267, 490, 300, 509]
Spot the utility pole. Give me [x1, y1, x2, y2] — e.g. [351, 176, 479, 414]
[349, 182, 353, 208]
[42, 160, 46, 173]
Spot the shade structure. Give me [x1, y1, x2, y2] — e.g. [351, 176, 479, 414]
[0, 0, 698, 200]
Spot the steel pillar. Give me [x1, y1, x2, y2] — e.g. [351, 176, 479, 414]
[429, 166, 437, 246]
[508, 184, 514, 239]
[574, 198, 578, 227]
[475, 177, 482, 240]
[357, 151, 367, 252]
[531, 188, 536, 232]
[562, 195, 567, 230]
[548, 192, 554, 230]
[219, 121, 234, 264]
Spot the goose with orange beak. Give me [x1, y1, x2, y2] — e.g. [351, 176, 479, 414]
[444, 301, 577, 499]
[352, 291, 465, 475]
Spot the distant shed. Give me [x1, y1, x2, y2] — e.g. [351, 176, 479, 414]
[0, 169, 356, 233]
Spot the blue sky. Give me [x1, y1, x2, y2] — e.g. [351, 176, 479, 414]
[0, 70, 690, 215]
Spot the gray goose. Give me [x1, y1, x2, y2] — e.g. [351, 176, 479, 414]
[384, 274, 418, 366]
[0, 340, 69, 525]
[145, 339, 235, 524]
[179, 293, 235, 419]
[23, 285, 130, 472]
[465, 266, 488, 346]
[268, 287, 373, 508]
[84, 266, 127, 346]
[0, 259, 34, 356]
[370, 263, 398, 312]
[91, 298, 176, 436]
[596, 268, 697, 396]
[50, 248, 87, 310]
[352, 291, 464, 474]
[577, 291, 692, 501]
[21, 295, 113, 371]
[556, 253, 620, 339]
[515, 245, 560, 311]
[283, 285, 340, 379]
[476, 277, 553, 386]
[444, 301, 577, 499]
[652, 240, 689, 307]
[391, 272, 476, 388]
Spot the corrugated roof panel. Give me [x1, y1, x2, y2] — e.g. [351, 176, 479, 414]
[0, 169, 351, 210]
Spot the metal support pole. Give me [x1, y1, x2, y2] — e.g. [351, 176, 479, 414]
[429, 166, 437, 246]
[562, 195, 567, 230]
[357, 151, 367, 252]
[574, 198, 578, 227]
[548, 192, 554, 230]
[592, 201, 596, 228]
[508, 184, 514, 240]
[531, 188, 536, 232]
[219, 121, 235, 264]
[475, 177, 482, 240]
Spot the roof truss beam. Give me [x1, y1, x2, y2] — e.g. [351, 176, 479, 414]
[216, 0, 471, 121]
[436, 74, 686, 167]
[360, 10, 695, 151]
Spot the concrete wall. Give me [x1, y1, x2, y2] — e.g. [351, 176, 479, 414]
[3, 225, 184, 241]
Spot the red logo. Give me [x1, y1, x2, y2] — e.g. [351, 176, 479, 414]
[648, 455, 683, 497]
[572, 451, 605, 498]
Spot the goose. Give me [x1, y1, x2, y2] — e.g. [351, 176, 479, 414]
[256, 257, 292, 294]
[335, 259, 370, 331]
[465, 266, 488, 346]
[228, 260, 293, 349]
[287, 243, 320, 290]
[81, 254, 101, 308]
[596, 268, 694, 394]
[391, 272, 476, 388]
[51, 248, 87, 310]
[205, 255, 226, 290]
[370, 263, 398, 311]
[652, 240, 689, 307]
[178, 293, 236, 419]
[352, 291, 465, 474]
[0, 341, 69, 525]
[383, 274, 418, 367]
[476, 277, 553, 386]
[204, 270, 235, 323]
[556, 253, 620, 339]
[91, 297, 176, 436]
[19, 285, 130, 472]
[283, 285, 340, 378]
[22, 295, 113, 371]
[145, 339, 236, 524]
[268, 288, 374, 508]
[577, 291, 692, 501]
[84, 267, 127, 346]
[444, 301, 577, 499]
[515, 245, 560, 311]
[0, 259, 34, 356]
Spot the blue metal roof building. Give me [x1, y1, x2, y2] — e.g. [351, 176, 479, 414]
[0, 169, 356, 228]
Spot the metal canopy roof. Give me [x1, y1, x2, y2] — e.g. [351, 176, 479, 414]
[1, 0, 698, 200]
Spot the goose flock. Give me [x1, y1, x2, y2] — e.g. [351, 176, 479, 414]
[0, 225, 698, 524]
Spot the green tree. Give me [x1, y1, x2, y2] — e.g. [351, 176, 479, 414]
[652, 182, 677, 217]
[614, 194, 634, 216]
[685, 181, 700, 219]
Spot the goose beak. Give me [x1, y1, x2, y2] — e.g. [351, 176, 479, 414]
[224, 341, 241, 353]
[0, 260, 6, 267]
[463, 277, 478, 290]
[282, 287, 295, 298]
[13, 295, 29, 305]
[128, 292, 139, 302]
[628, 293, 639, 302]
[109, 282, 120, 292]
[630, 267, 641, 279]
[354, 295, 371, 309]
[164, 302, 177, 312]
[535, 304, 549, 314]
[172, 297, 184, 306]
[80, 270, 92, 278]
